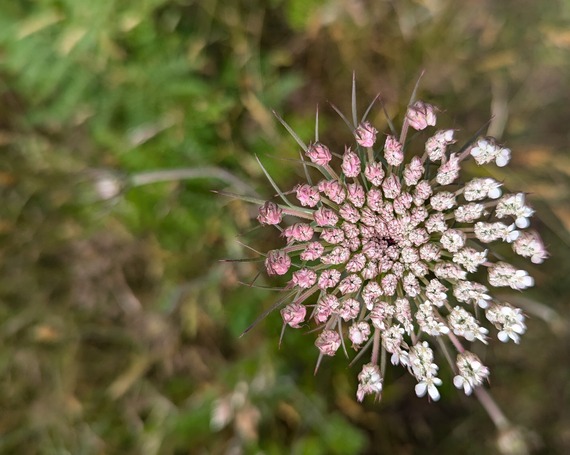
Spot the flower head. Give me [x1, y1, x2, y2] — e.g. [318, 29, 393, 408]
[406, 100, 437, 130]
[355, 122, 378, 147]
[239, 82, 546, 403]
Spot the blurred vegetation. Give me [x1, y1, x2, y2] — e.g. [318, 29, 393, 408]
[0, 0, 569, 454]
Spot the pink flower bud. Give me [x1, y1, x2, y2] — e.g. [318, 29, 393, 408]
[281, 302, 306, 328]
[265, 250, 291, 276]
[315, 329, 341, 356]
[349, 321, 371, 346]
[355, 121, 378, 147]
[339, 297, 360, 321]
[339, 202, 360, 223]
[346, 183, 366, 207]
[295, 184, 320, 207]
[300, 242, 324, 261]
[291, 268, 317, 289]
[384, 135, 404, 166]
[341, 147, 361, 178]
[403, 156, 425, 186]
[257, 201, 282, 225]
[339, 274, 363, 295]
[382, 174, 402, 199]
[318, 179, 346, 204]
[406, 101, 437, 131]
[357, 363, 383, 402]
[314, 294, 339, 323]
[283, 223, 314, 242]
[314, 207, 339, 227]
[306, 142, 332, 166]
[365, 161, 385, 186]
[317, 269, 341, 290]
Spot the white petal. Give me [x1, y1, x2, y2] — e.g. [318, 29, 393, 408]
[453, 375, 464, 389]
[488, 187, 502, 199]
[498, 331, 509, 342]
[428, 385, 441, 401]
[415, 382, 427, 397]
[515, 217, 530, 229]
[531, 254, 544, 264]
[495, 158, 507, 167]
[522, 275, 534, 288]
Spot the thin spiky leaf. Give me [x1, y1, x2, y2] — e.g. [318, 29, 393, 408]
[329, 101, 354, 132]
[219, 257, 264, 264]
[240, 289, 298, 337]
[272, 110, 308, 152]
[314, 352, 324, 375]
[235, 239, 265, 257]
[351, 71, 358, 127]
[255, 155, 296, 209]
[408, 69, 426, 107]
[338, 319, 349, 358]
[237, 281, 287, 291]
[380, 97, 398, 137]
[348, 337, 374, 367]
[457, 118, 494, 160]
[361, 93, 380, 123]
[279, 323, 287, 348]
[315, 104, 320, 143]
[299, 150, 313, 185]
[213, 189, 267, 206]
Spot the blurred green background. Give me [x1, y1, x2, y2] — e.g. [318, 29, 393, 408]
[0, 0, 569, 454]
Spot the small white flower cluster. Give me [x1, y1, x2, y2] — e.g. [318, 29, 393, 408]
[245, 89, 548, 405]
[453, 352, 490, 395]
[470, 138, 511, 167]
[409, 342, 443, 401]
[357, 363, 383, 402]
[486, 304, 527, 343]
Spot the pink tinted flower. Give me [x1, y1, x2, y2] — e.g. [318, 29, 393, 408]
[339, 203, 360, 223]
[314, 207, 339, 226]
[384, 135, 404, 166]
[295, 184, 320, 207]
[365, 162, 385, 186]
[339, 274, 363, 295]
[347, 183, 366, 207]
[317, 269, 341, 289]
[315, 329, 341, 356]
[281, 302, 306, 328]
[339, 297, 360, 321]
[318, 180, 346, 204]
[300, 242, 324, 261]
[314, 294, 339, 323]
[349, 321, 371, 346]
[291, 268, 317, 289]
[342, 147, 361, 178]
[306, 142, 332, 165]
[283, 223, 314, 242]
[355, 121, 378, 147]
[265, 250, 291, 276]
[239, 81, 547, 405]
[404, 156, 425, 186]
[257, 201, 282, 225]
[406, 101, 437, 130]
[357, 363, 383, 402]
[382, 174, 401, 199]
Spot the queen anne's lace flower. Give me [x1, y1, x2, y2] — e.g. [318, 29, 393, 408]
[453, 352, 490, 395]
[237, 84, 546, 403]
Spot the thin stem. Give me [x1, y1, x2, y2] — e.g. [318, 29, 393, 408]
[446, 331, 466, 354]
[473, 387, 510, 431]
[371, 328, 381, 364]
[130, 167, 256, 196]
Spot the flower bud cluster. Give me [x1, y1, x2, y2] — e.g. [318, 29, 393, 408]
[246, 88, 546, 403]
